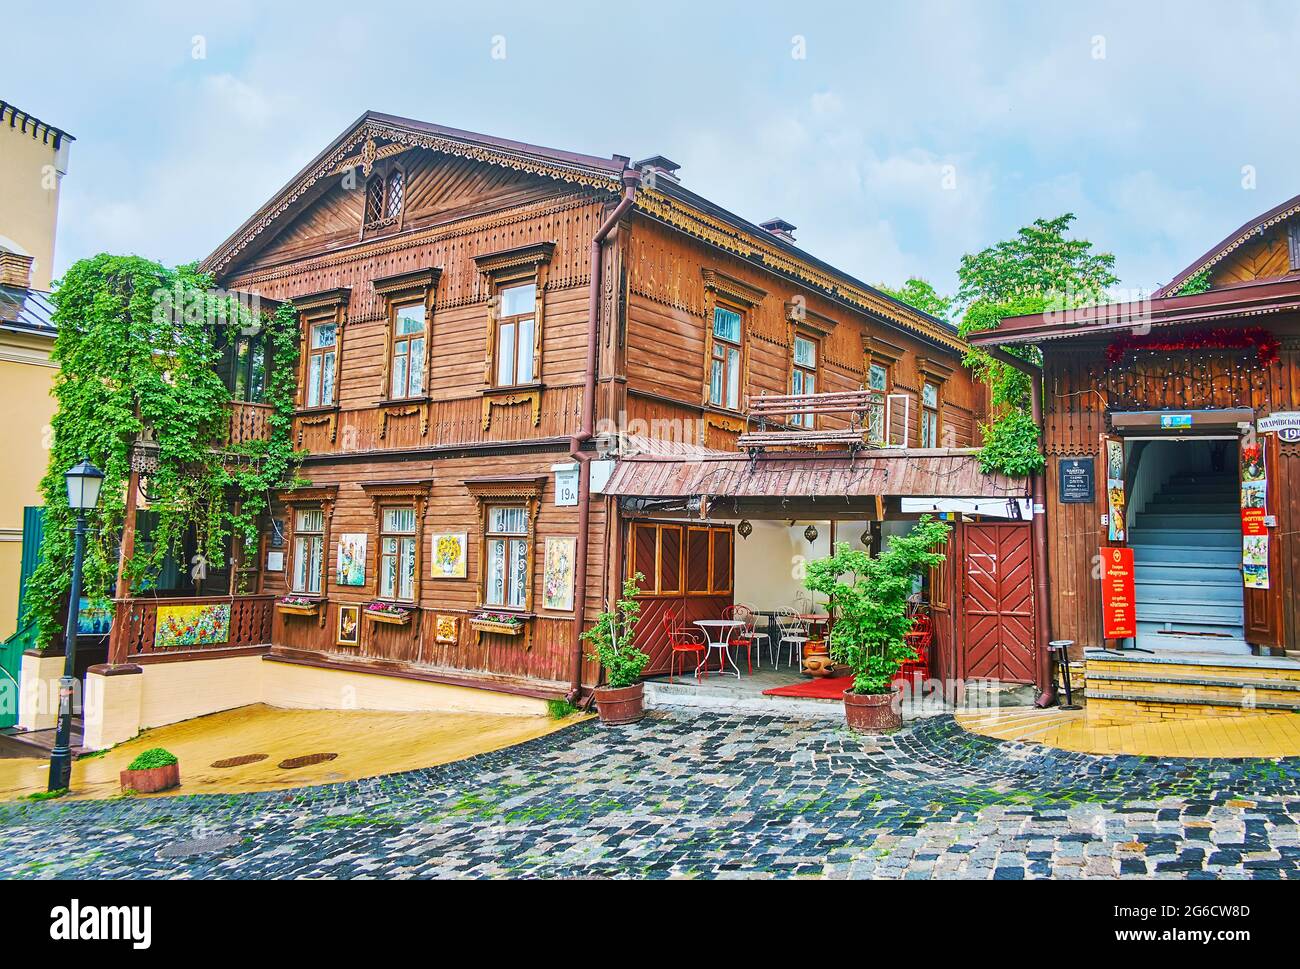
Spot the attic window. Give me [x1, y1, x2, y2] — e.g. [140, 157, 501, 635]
[364, 167, 404, 229]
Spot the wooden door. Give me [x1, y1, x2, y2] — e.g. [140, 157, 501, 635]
[959, 522, 1037, 684]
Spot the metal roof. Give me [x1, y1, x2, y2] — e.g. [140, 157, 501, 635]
[0, 285, 56, 335]
[601, 448, 1026, 500]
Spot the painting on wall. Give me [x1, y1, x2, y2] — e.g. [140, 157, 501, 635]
[1105, 438, 1126, 543]
[76, 597, 113, 636]
[336, 533, 367, 586]
[542, 536, 576, 612]
[435, 614, 459, 644]
[154, 603, 230, 649]
[336, 604, 360, 647]
[431, 533, 468, 579]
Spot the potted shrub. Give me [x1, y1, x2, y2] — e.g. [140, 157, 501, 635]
[276, 594, 322, 617]
[805, 517, 950, 734]
[120, 747, 181, 794]
[582, 574, 650, 724]
[364, 601, 414, 626]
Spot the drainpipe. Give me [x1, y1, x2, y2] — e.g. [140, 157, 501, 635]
[566, 168, 642, 702]
[983, 346, 1054, 703]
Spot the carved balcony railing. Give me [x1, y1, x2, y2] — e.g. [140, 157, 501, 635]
[225, 400, 275, 446]
[107, 594, 274, 664]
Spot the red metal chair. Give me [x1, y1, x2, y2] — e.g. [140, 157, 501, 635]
[896, 614, 933, 694]
[663, 609, 707, 683]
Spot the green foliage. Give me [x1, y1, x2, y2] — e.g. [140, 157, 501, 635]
[976, 409, 1046, 476]
[546, 698, 579, 719]
[25, 255, 303, 646]
[804, 518, 950, 695]
[955, 215, 1117, 478]
[23, 788, 69, 801]
[582, 575, 650, 689]
[877, 277, 953, 323]
[126, 747, 178, 771]
[1175, 269, 1212, 296]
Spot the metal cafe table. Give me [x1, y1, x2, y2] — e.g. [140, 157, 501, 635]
[693, 619, 746, 679]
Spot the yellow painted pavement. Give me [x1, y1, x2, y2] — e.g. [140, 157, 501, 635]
[957, 705, 1300, 758]
[0, 703, 587, 801]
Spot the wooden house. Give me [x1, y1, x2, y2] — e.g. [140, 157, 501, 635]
[970, 195, 1300, 725]
[73, 111, 1032, 745]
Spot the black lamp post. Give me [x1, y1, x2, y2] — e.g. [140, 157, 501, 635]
[48, 459, 104, 793]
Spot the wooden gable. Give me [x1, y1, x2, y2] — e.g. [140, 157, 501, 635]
[240, 145, 572, 271]
[1208, 216, 1300, 289]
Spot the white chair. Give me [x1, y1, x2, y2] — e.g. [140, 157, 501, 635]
[775, 609, 808, 671]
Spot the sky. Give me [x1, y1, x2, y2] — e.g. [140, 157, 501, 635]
[5, 0, 1299, 300]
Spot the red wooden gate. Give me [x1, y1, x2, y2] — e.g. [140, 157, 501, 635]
[958, 522, 1036, 684]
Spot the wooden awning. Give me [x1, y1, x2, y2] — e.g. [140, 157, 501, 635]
[600, 448, 1027, 500]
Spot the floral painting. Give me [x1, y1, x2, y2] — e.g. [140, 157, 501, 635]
[435, 614, 459, 644]
[337, 533, 367, 586]
[154, 603, 230, 649]
[336, 604, 360, 647]
[431, 532, 468, 579]
[542, 537, 576, 612]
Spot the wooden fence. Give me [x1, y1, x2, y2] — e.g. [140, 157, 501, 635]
[108, 594, 274, 663]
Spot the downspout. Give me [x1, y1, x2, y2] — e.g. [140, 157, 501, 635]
[566, 168, 642, 702]
[983, 346, 1055, 704]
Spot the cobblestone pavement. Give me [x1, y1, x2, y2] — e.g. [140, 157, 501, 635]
[1, 712, 1298, 879]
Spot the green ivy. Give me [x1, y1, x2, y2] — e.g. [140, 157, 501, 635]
[25, 254, 303, 647]
[976, 409, 1046, 476]
[1175, 269, 1212, 296]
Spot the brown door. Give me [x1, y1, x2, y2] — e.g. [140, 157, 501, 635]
[959, 522, 1036, 684]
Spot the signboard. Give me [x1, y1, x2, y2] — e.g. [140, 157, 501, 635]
[1259, 411, 1300, 443]
[1241, 442, 1269, 589]
[1104, 437, 1126, 542]
[1160, 413, 1192, 429]
[1101, 546, 1136, 640]
[552, 463, 579, 506]
[1057, 457, 1095, 503]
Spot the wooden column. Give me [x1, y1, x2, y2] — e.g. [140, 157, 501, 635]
[114, 467, 140, 600]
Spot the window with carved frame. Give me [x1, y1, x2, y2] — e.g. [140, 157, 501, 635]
[379, 505, 418, 602]
[373, 269, 440, 406]
[790, 333, 819, 427]
[364, 164, 404, 228]
[474, 243, 554, 399]
[493, 277, 538, 387]
[465, 475, 545, 614]
[701, 269, 765, 414]
[291, 507, 324, 595]
[293, 289, 349, 413]
[921, 381, 941, 448]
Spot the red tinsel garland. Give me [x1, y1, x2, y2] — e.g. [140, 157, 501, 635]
[1105, 327, 1281, 366]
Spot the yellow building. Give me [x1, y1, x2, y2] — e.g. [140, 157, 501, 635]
[0, 100, 72, 641]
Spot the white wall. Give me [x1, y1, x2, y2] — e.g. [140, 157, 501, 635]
[733, 519, 872, 611]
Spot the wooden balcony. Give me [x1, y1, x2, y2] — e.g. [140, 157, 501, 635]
[107, 594, 274, 664]
[225, 400, 275, 446]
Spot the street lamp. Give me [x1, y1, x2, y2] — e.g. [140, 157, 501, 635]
[48, 459, 103, 792]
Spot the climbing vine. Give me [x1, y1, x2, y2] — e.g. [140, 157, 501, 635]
[24, 254, 302, 647]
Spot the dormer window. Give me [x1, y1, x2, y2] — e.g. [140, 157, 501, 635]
[364, 166, 404, 228]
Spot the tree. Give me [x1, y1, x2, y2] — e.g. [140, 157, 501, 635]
[877, 277, 953, 323]
[956, 214, 1119, 476]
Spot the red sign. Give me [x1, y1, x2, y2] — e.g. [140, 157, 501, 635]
[1241, 507, 1266, 537]
[1101, 546, 1136, 640]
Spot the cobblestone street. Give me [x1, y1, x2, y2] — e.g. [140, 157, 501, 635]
[1, 712, 1298, 880]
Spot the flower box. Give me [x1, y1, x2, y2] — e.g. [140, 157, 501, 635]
[469, 617, 523, 636]
[276, 599, 322, 617]
[120, 763, 181, 794]
[365, 606, 413, 626]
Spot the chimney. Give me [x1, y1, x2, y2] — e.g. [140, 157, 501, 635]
[0, 251, 34, 290]
[759, 218, 797, 242]
[633, 155, 682, 186]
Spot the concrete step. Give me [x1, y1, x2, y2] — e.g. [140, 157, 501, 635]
[1133, 544, 1240, 566]
[1135, 601, 1244, 623]
[1128, 528, 1240, 547]
[1134, 631, 1251, 654]
[1144, 501, 1238, 515]
[1085, 689, 1300, 713]
[1087, 649, 1300, 680]
[1085, 668, 1300, 695]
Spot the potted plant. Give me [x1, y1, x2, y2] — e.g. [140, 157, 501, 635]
[120, 747, 181, 794]
[364, 601, 414, 626]
[469, 610, 524, 636]
[805, 517, 950, 734]
[581, 574, 650, 724]
[276, 594, 322, 617]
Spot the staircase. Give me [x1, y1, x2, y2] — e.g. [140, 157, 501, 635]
[1129, 470, 1247, 654]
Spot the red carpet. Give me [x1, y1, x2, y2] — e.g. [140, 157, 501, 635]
[762, 675, 853, 700]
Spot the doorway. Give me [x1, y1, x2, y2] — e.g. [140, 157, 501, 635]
[1125, 437, 1246, 653]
